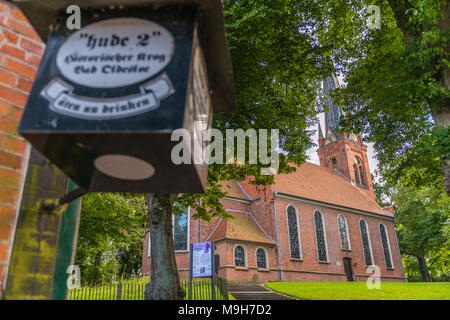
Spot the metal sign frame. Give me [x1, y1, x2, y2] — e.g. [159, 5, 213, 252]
[189, 241, 215, 300]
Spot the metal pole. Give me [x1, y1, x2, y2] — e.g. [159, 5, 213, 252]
[211, 242, 215, 300]
[50, 180, 83, 300]
[189, 243, 193, 300]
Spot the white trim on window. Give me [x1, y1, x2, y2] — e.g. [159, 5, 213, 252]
[313, 210, 329, 263]
[285, 204, 303, 260]
[359, 218, 374, 266]
[379, 223, 395, 269]
[147, 231, 151, 257]
[255, 247, 269, 269]
[337, 214, 351, 251]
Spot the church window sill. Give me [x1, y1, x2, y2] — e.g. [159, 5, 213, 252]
[235, 266, 249, 271]
[290, 258, 303, 262]
[257, 268, 270, 272]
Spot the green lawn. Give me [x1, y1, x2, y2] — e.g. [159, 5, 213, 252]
[265, 282, 450, 300]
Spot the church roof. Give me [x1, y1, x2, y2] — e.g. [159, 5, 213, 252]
[207, 211, 274, 245]
[273, 162, 391, 217]
[219, 181, 251, 200]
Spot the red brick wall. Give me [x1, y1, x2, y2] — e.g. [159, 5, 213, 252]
[0, 1, 44, 298]
[142, 198, 254, 275]
[317, 137, 374, 197]
[274, 197, 404, 282]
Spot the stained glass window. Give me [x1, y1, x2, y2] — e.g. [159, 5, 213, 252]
[338, 215, 350, 250]
[314, 211, 328, 262]
[234, 246, 246, 267]
[287, 206, 301, 259]
[173, 208, 189, 251]
[360, 220, 373, 266]
[379, 224, 393, 268]
[256, 248, 267, 269]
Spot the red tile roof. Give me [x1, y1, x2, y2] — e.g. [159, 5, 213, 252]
[272, 162, 391, 217]
[219, 181, 250, 200]
[208, 212, 274, 244]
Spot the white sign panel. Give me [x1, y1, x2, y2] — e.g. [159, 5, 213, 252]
[56, 17, 175, 88]
[192, 242, 213, 278]
[41, 73, 174, 120]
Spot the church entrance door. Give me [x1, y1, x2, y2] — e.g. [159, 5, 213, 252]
[343, 258, 354, 281]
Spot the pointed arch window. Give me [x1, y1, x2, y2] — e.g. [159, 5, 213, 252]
[234, 245, 246, 267]
[354, 157, 366, 186]
[329, 158, 337, 169]
[379, 224, 393, 268]
[314, 211, 329, 262]
[337, 214, 351, 250]
[359, 220, 373, 266]
[287, 206, 302, 259]
[256, 248, 267, 269]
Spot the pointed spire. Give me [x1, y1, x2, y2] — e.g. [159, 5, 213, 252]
[323, 74, 342, 135]
[318, 121, 324, 140]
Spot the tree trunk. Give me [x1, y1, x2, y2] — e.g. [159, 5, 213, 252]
[417, 254, 430, 282]
[145, 193, 185, 300]
[431, 104, 450, 196]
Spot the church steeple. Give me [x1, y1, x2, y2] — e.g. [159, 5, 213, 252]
[323, 74, 343, 136]
[318, 121, 324, 139]
[317, 74, 374, 197]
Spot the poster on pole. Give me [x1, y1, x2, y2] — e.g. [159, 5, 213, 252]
[191, 242, 213, 278]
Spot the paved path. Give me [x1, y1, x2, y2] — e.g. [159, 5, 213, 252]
[228, 284, 296, 300]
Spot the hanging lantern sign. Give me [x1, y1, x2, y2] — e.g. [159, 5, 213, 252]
[12, 1, 236, 193]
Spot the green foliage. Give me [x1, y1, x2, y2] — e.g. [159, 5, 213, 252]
[75, 193, 147, 285]
[383, 127, 449, 190]
[394, 185, 450, 281]
[326, 0, 449, 191]
[372, 172, 396, 207]
[176, 0, 345, 219]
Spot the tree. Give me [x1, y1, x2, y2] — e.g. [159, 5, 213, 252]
[326, 0, 449, 194]
[394, 185, 449, 282]
[372, 172, 396, 207]
[75, 193, 147, 285]
[145, 0, 341, 299]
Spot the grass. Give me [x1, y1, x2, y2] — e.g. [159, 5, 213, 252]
[68, 277, 235, 300]
[264, 282, 450, 300]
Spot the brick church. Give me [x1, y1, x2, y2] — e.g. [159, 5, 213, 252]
[142, 74, 406, 283]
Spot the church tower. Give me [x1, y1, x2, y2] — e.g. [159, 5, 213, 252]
[317, 74, 374, 196]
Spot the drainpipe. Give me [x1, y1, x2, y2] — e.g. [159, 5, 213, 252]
[273, 191, 284, 281]
[198, 200, 202, 242]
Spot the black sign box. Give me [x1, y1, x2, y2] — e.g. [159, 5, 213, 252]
[18, 6, 212, 193]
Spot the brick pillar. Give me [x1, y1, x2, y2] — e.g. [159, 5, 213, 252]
[0, 1, 44, 298]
